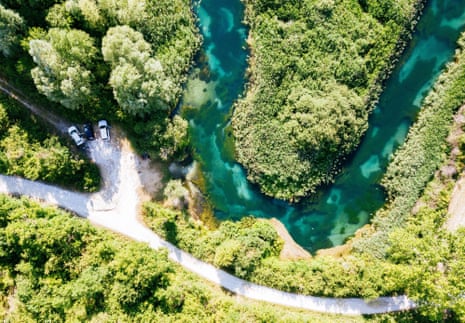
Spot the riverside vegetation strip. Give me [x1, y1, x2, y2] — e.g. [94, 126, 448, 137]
[0, 195, 374, 322]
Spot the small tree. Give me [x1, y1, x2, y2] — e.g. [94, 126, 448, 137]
[163, 179, 188, 210]
[160, 116, 190, 161]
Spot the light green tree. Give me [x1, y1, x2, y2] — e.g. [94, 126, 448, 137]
[160, 115, 190, 160]
[102, 25, 176, 115]
[29, 28, 98, 110]
[0, 5, 25, 57]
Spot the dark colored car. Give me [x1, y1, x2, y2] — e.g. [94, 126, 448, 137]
[83, 123, 95, 140]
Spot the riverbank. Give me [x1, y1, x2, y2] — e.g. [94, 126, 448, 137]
[191, 0, 461, 253]
[0, 77, 418, 316]
[269, 218, 312, 260]
[352, 26, 465, 256]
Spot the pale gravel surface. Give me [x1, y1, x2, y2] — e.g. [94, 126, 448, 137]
[446, 109, 465, 231]
[446, 174, 465, 231]
[0, 80, 417, 315]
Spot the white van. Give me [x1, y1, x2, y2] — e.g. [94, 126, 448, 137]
[98, 120, 110, 141]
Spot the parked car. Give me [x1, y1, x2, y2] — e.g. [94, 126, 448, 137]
[68, 125, 85, 147]
[98, 120, 110, 140]
[83, 122, 95, 140]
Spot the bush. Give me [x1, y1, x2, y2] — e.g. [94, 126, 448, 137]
[0, 194, 361, 322]
[0, 93, 100, 191]
[143, 202, 283, 279]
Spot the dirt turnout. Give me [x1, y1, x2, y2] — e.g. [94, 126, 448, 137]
[447, 175, 465, 231]
[445, 107, 465, 232]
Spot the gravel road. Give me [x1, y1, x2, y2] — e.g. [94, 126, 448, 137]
[0, 78, 417, 315]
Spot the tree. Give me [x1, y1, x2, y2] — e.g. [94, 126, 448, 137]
[28, 28, 99, 110]
[101, 25, 151, 67]
[102, 25, 176, 115]
[160, 115, 190, 160]
[163, 179, 189, 210]
[0, 5, 25, 57]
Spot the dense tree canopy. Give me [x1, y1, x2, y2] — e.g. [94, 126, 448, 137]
[102, 25, 175, 115]
[232, 0, 421, 200]
[29, 28, 99, 110]
[0, 4, 25, 57]
[0, 195, 362, 322]
[0, 93, 100, 191]
[1, 0, 200, 159]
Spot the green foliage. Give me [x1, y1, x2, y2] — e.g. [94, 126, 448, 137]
[354, 32, 465, 257]
[160, 115, 190, 160]
[0, 93, 100, 191]
[0, 0, 59, 26]
[0, 194, 363, 322]
[102, 25, 175, 115]
[343, 32, 465, 320]
[143, 183, 465, 320]
[144, 203, 283, 279]
[2, 0, 200, 160]
[232, 0, 421, 200]
[143, 202, 419, 298]
[163, 179, 188, 210]
[383, 203, 465, 322]
[0, 4, 25, 57]
[29, 28, 99, 110]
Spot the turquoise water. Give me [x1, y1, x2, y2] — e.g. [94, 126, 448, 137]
[183, 0, 465, 252]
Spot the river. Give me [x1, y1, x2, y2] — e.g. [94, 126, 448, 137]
[182, 0, 465, 252]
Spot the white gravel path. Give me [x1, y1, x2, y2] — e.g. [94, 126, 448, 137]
[0, 171, 417, 315]
[0, 143, 417, 315]
[0, 80, 417, 315]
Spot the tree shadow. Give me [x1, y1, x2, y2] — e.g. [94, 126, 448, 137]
[163, 219, 179, 245]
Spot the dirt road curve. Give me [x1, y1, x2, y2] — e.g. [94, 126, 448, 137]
[0, 79, 417, 315]
[0, 78, 69, 131]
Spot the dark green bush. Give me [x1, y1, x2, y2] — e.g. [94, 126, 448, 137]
[0, 93, 100, 192]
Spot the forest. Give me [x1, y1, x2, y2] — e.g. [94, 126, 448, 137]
[0, 0, 199, 159]
[232, 0, 423, 200]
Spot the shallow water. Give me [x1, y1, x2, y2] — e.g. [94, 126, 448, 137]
[183, 0, 465, 252]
